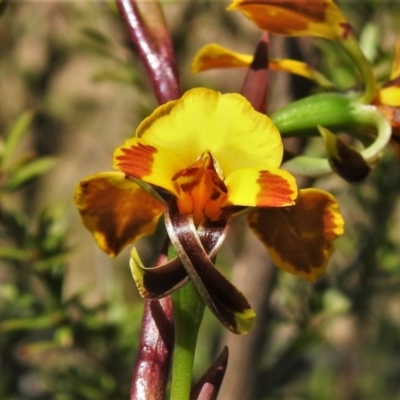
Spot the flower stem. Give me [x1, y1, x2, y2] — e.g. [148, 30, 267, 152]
[271, 93, 391, 176]
[338, 34, 377, 104]
[169, 247, 205, 400]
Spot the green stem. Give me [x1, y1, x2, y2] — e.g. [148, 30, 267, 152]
[339, 35, 377, 104]
[270, 93, 392, 177]
[169, 246, 205, 400]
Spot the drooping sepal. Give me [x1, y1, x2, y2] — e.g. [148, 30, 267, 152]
[74, 172, 164, 257]
[131, 248, 189, 298]
[319, 125, 371, 182]
[247, 189, 344, 282]
[130, 216, 229, 299]
[165, 210, 256, 334]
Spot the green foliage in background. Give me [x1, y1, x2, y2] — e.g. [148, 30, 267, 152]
[0, 114, 140, 400]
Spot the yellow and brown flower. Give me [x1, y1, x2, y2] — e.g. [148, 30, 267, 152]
[74, 88, 344, 333]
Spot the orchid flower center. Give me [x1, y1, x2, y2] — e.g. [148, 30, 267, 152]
[172, 151, 228, 225]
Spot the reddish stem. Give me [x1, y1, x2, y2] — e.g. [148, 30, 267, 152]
[116, 0, 181, 104]
[240, 33, 270, 113]
[130, 246, 174, 400]
[130, 298, 174, 400]
[116, 1, 181, 397]
[190, 347, 229, 400]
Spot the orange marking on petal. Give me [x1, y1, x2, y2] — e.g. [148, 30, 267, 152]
[172, 152, 228, 225]
[115, 143, 157, 178]
[256, 170, 296, 206]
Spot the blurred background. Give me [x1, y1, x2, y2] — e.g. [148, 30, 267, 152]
[1, 1, 400, 399]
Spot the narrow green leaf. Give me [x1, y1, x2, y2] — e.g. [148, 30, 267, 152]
[0, 247, 29, 261]
[1, 111, 34, 167]
[0, 313, 62, 331]
[82, 27, 113, 47]
[3, 157, 56, 191]
[92, 66, 137, 85]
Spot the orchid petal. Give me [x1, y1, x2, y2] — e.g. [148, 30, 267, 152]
[130, 218, 229, 299]
[378, 81, 400, 107]
[191, 44, 253, 72]
[225, 168, 297, 208]
[131, 248, 189, 298]
[247, 188, 344, 282]
[113, 138, 185, 195]
[133, 88, 283, 177]
[192, 43, 334, 88]
[165, 210, 256, 334]
[74, 172, 164, 257]
[227, 0, 350, 42]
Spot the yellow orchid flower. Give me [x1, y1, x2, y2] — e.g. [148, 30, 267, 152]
[226, 0, 377, 102]
[74, 88, 344, 333]
[227, 0, 349, 41]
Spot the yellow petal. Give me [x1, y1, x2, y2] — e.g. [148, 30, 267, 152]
[191, 44, 333, 88]
[113, 138, 186, 195]
[191, 43, 253, 73]
[271, 59, 334, 88]
[227, 0, 350, 42]
[225, 168, 297, 208]
[247, 188, 344, 282]
[74, 172, 165, 257]
[134, 88, 283, 178]
[378, 84, 400, 107]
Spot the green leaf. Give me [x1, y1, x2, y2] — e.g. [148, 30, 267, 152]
[1, 111, 34, 167]
[0, 313, 63, 331]
[0, 247, 29, 261]
[82, 27, 113, 47]
[3, 157, 56, 191]
[92, 66, 137, 85]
